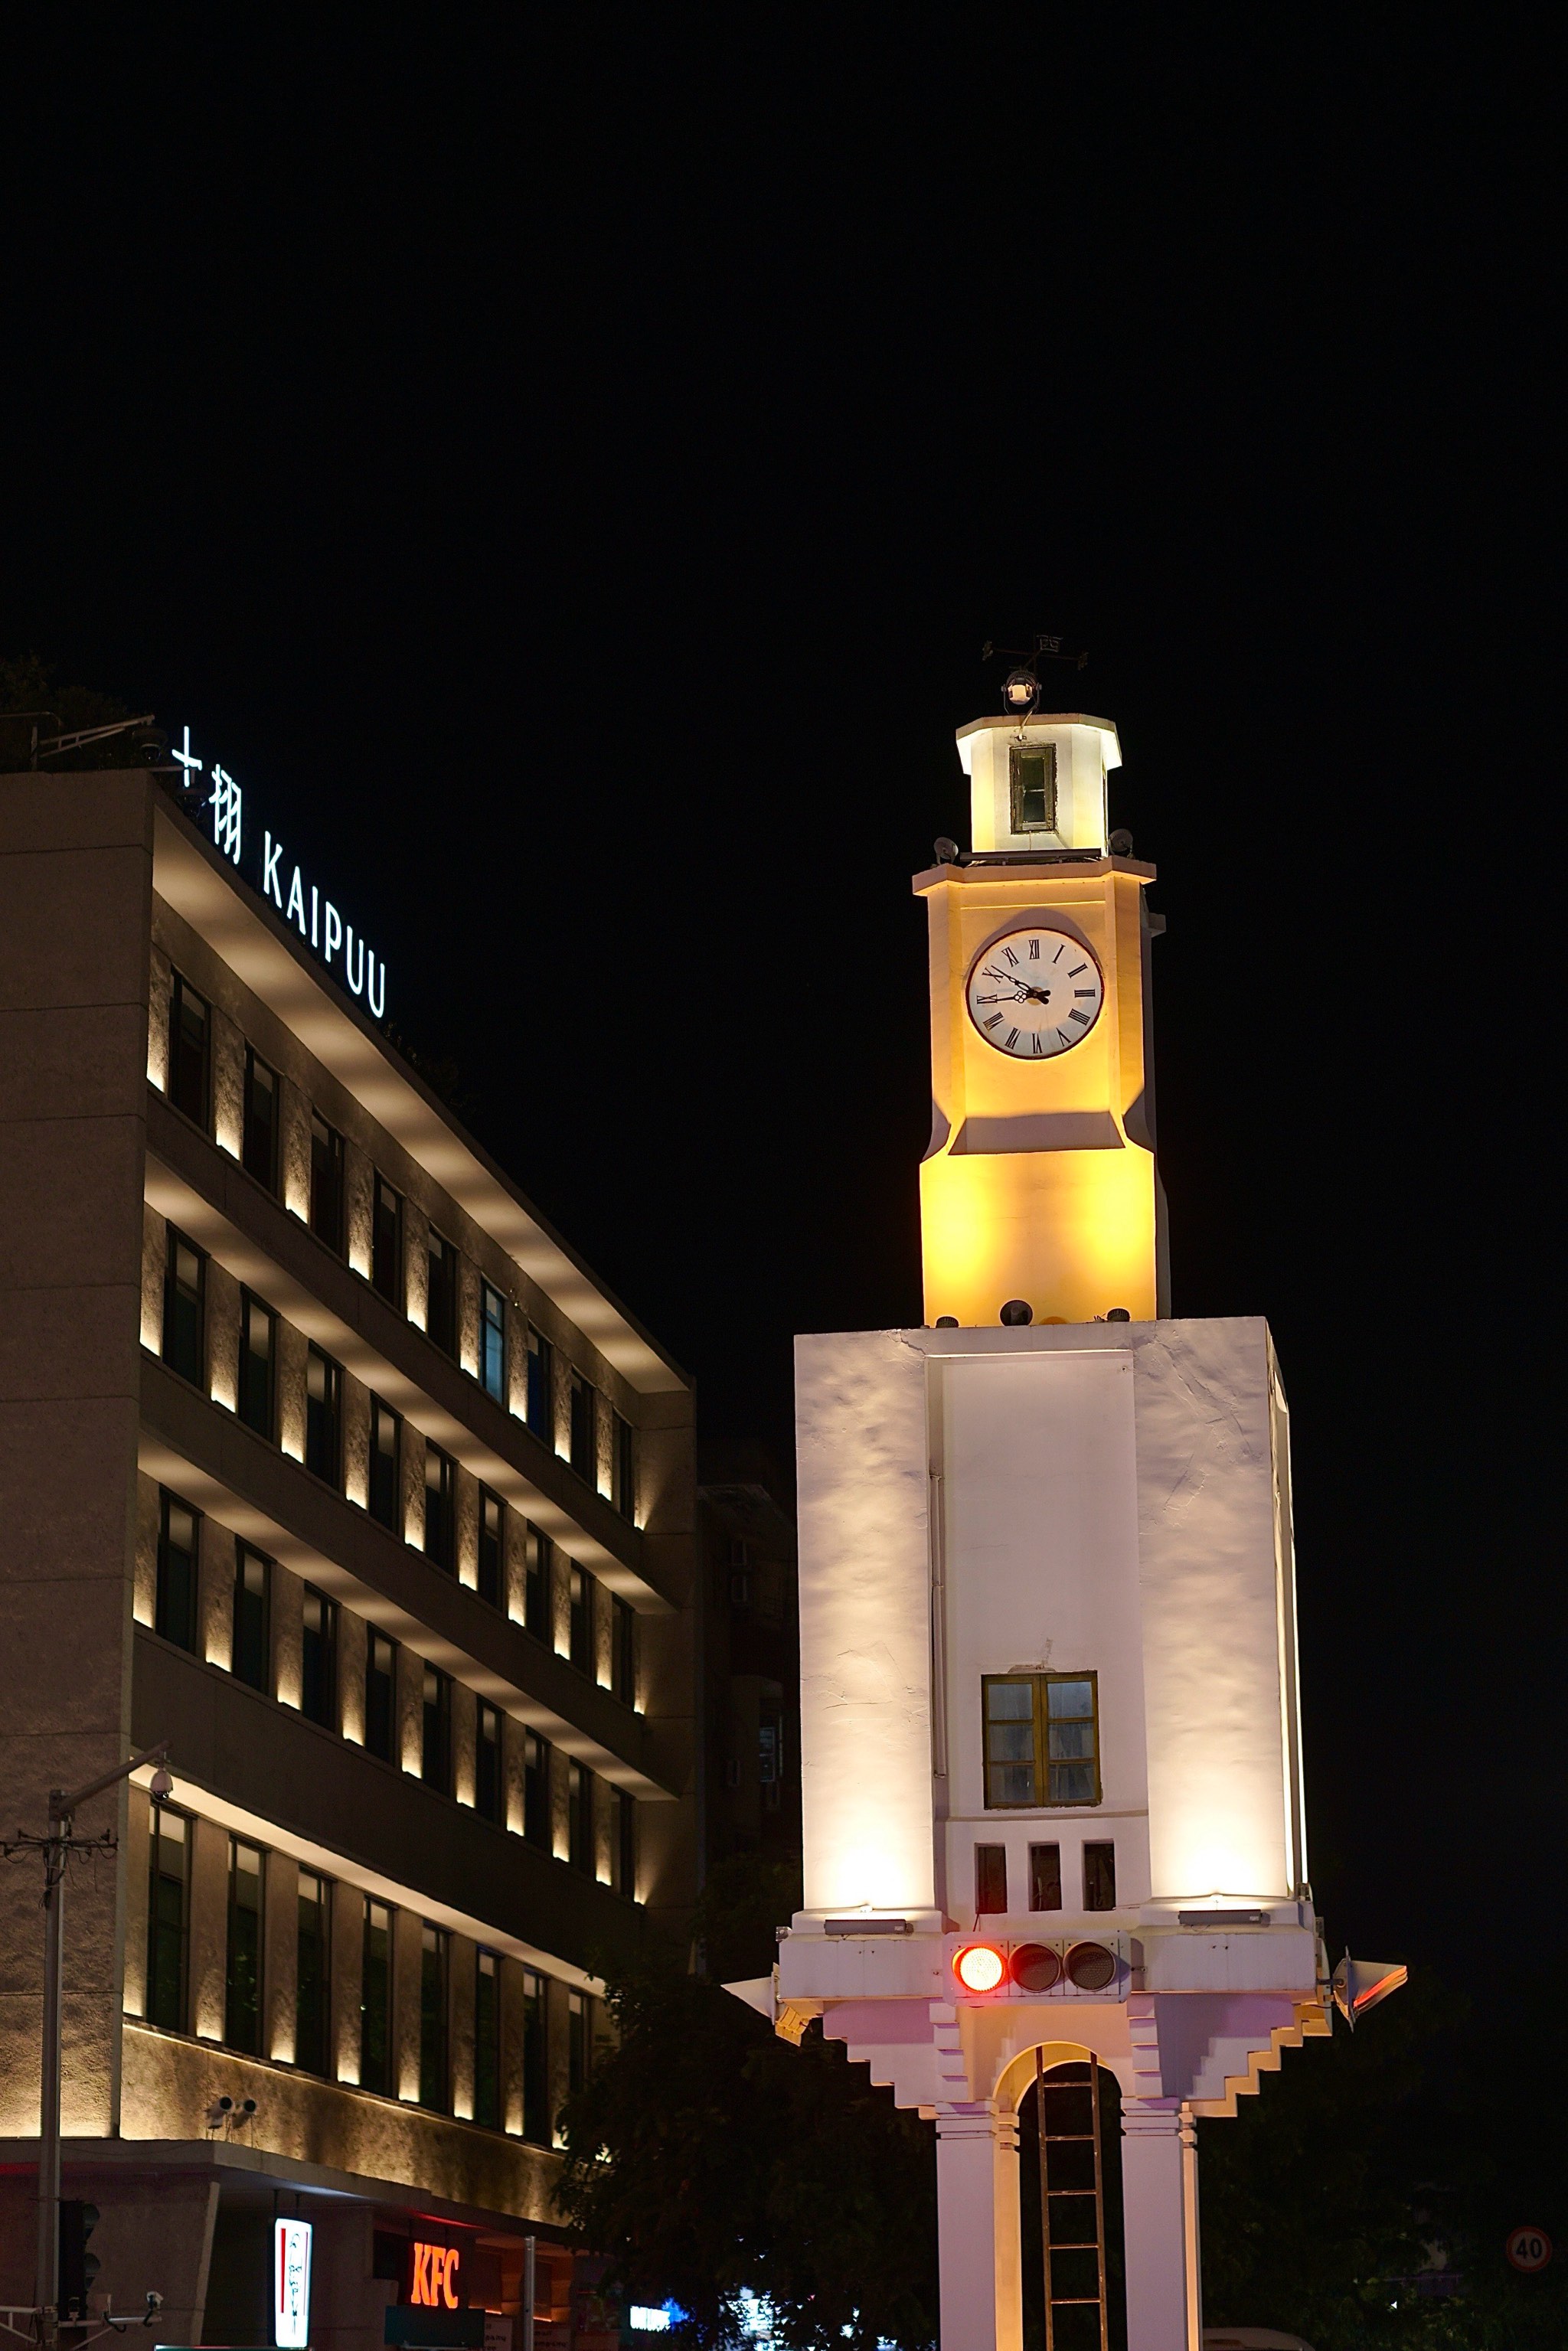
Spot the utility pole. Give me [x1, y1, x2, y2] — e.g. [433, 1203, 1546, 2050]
[3, 1741, 172, 2349]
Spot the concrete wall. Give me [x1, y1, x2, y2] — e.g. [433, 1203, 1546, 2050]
[793, 1319, 1305, 1929]
[0, 771, 152, 2140]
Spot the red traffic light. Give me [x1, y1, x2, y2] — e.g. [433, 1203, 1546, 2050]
[953, 1943, 1006, 1993]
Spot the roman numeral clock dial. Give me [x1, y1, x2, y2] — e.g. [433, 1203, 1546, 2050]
[965, 927, 1105, 1058]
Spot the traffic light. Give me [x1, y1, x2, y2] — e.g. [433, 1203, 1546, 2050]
[59, 2199, 100, 2319]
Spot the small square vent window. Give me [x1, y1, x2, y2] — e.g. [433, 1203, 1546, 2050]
[1009, 744, 1058, 835]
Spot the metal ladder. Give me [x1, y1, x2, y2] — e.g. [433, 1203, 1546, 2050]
[1034, 2050, 1109, 2351]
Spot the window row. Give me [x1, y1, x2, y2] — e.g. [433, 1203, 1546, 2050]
[156, 1251, 638, 1700]
[144, 1807, 593, 2134]
[151, 1491, 638, 1893]
[973, 1838, 1118, 1917]
[161, 966, 636, 1517]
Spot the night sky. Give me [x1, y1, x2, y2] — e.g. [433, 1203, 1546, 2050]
[5, 18, 1557, 2007]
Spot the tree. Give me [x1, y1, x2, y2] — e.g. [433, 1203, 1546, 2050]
[556, 1854, 938, 2349]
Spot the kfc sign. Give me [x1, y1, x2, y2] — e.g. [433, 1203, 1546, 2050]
[409, 2242, 462, 2310]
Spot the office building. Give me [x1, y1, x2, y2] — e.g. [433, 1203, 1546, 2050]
[0, 752, 698, 2346]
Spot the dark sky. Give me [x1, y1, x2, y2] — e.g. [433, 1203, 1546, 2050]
[4, 16, 1557, 1993]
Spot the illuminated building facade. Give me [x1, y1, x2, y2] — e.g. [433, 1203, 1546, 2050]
[740, 711, 1339, 2351]
[0, 759, 698, 2343]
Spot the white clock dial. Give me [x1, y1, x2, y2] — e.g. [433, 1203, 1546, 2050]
[965, 928, 1105, 1058]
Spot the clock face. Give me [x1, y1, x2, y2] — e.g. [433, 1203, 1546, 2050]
[965, 928, 1105, 1058]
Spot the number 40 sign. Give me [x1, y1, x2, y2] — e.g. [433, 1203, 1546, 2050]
[1506, 2225, 1552, 2273]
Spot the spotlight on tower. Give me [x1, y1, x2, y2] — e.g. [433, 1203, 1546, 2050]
[1002, 668, 1039, 715]
[1000, 1300, 1033, 1327]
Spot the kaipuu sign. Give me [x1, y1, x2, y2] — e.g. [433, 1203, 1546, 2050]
[172, 726, 389, 1018]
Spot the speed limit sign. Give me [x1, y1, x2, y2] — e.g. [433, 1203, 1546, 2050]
[1506, 2225, 1552, 2272]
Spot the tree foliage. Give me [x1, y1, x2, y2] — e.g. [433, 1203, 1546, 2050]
[1200, 1972, 1568, 2349]
[556, 1855, 937, 2349]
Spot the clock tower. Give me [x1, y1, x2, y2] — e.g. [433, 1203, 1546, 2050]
[916, 712, 1168, 1327]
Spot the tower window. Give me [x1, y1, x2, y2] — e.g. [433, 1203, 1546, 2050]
[1029, 1842, 1063, 1912]
[305, 1344, 342, 1485]
[982, 1671, 1101, 1809]
[975, 1843, 1008, 1915]
[1083, 1841, 1117, 1912]
[1008, 743, 1058, 835]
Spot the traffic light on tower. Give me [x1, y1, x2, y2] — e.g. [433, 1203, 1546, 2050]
[59, 2200, 100, 2319]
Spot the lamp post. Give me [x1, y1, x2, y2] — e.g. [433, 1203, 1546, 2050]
[21, 1741, 172, 2343]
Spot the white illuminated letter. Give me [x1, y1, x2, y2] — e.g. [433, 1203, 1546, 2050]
[286, 867, 306, 933]
[345, 926, 365, 996]
[310, 885, 318, 949]
[324, 902, 342, 964]
[263, 831, 284, 906]
[367, 952, 386, 1020]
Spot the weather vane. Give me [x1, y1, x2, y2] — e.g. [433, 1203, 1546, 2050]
[981, 632, 1089, 717]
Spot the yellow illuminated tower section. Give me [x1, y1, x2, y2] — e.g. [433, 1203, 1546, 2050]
[916, 710, 1168, 1326]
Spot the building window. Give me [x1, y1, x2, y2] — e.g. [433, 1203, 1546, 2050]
[567, 1759, 591, 1872]
[365, 1630, 397, 1762]
[301, 1585, 338, 1729]
[419, 1925, 449, 2111]
[426, 1229, 457, 1357]
[305, 1346, 342, 1485]
[225, 1839, 264, 2055]
[368, 1395, 401, 1531]
[155, 1491, 199, 1653]
[1029, 1842, 1063, 1912]
[423, 1444, 455, 1571]
[981, 1671, 1101, 1810]
[975, 1843, 1008, 1916]
[360, 1899, 393, 2095]
[612, 1412, 635, 1520]
[475, 1700, 503, 1824]
[168, 971, 208, 1126]
[524, 1324, 552, 1436]
[567, 1989, 589, 2095]
[522, 1731, 549, 1848]
[296, 1869, 330, 2075]
[759, 1707, 783, 1807]
[309, 1112, 345, 1254]
[1083, 1842, 1117, 1912]
[568, 1369, 595, 1479]
[524, 1524, 550, 1638]
[1008, 742, 1058, 835]
[479, 1280, 506, 1403]
[610, 1595, 635, 1706]
[371, 1174, 403, 1306]
[478, 1487, 504, 1608]
[521, 1967, 547, 2144]
[242, 1046, 278, 1190]
[232, 1546, 270, 1692]
[146, 1806, 189, 2031]
[162, 1227, 205, 1386]
[611, 1787, 635, 1898]
[237, 1289, 275, 1439]
[568, 1563, 593, 1673]
[421, 1663, 451, 1794]
[474, 1950, 501, 2131]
